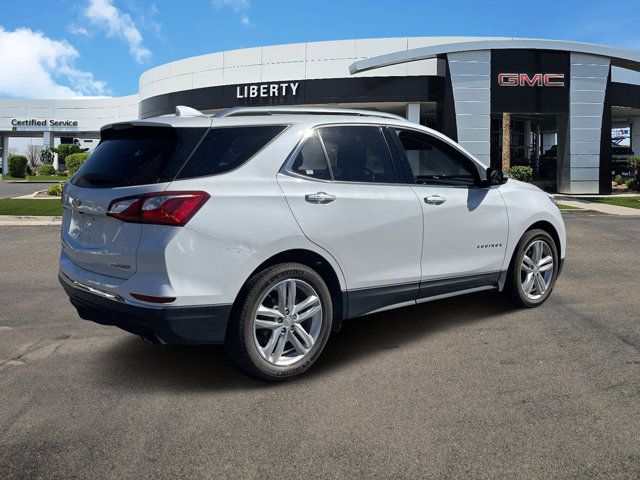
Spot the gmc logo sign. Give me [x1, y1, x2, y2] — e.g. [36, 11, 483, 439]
[498, 73, 565, 87]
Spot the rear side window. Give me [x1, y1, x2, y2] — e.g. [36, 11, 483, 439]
[72, 126, 205, 188]
[291, 133, 331, 180]
[319, 126, 397, 184]
[176, 125, 287, 179]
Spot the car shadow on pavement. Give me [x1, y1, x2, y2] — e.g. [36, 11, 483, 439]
[312, 291, 514, 377]
[93, 291, 515, 391]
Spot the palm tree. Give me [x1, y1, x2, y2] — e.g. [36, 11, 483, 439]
[501, 112, 511, 172]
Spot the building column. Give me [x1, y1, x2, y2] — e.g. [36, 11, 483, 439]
[447, 50, 491, 166]
[1, 136, 9, 176]
[559, 53, 610, 194]
[633, 117, 640, 157]
[406, 103, 420, 124]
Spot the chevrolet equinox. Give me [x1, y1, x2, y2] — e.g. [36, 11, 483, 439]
[59, 106, 566, 380]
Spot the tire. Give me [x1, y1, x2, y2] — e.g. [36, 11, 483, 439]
[505, 229, 559, 308]
[224, 262, 333, 381]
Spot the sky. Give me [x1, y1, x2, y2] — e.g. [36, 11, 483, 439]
[1, 0, 640, 99]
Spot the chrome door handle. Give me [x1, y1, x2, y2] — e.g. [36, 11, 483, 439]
[305, 192, 336, 204]
[424, 195, 446, 205]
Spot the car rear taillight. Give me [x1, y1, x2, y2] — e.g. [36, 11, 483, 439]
[107, 191, 209, 226]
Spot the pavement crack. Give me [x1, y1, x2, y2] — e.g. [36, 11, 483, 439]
[0, 336, 70, 370]
[561, 304, 640, 354]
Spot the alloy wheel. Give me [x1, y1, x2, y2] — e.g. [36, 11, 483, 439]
[520, 239, 554, 300]
[252, 279, 323, 366]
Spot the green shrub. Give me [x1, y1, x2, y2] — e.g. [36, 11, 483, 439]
[624, 178, 637, 190]
[38, 163, 56, 176]
[613, 174, 623, 185]
[54, 144, 88, 165]
[628, 156, 640, 180]
[26, 165, 33, 177]
[65, 152, 90, 176]
[8, 155, 28, 178]
[509, 166, 533, 183]
[627, 156, 640, 169]
[47, 183, 63, 196]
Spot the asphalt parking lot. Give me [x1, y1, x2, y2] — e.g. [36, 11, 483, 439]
[1, 213, 639, 479]
[0, 182, 57, 199]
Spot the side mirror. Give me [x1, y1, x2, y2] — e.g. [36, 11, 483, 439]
[485, 167, 507, 186]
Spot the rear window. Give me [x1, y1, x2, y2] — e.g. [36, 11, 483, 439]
[72, 124, 286, 188]
[73, 126, 204, 188]
[175, 125, 286, 179]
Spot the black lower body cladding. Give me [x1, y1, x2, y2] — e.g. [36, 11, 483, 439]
[59, 274, 231, 344]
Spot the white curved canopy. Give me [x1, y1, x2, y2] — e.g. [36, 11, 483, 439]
[350, 38, 640, 75]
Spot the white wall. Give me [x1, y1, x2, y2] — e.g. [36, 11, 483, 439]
[0, 95, 139, 134]
[138, 37, 509, 101]
[612, 66, 640, 85]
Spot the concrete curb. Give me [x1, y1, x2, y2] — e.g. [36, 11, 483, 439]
[1, 180, 63, 184]
[559, 208, 599, 214]
[0, 216, 62, 226]
[555, 195, 640, 216]
[11, 192, 59, 199]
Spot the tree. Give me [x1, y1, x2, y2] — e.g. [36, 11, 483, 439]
[54, 144, 88, 165]
[501, 112, 511, 172]
[628, 156, 640, 182]
[26, 144, 42, 168]
[39, 147, 55, 164]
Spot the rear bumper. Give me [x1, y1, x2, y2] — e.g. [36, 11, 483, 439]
[59, 272, 232, 345]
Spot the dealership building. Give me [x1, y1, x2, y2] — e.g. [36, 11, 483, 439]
[2, 36, 640, 194]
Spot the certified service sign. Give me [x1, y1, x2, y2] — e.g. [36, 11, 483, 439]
[11, 119, 79, 127]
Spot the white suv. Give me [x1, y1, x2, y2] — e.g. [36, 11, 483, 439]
[59, 106, 566, 380]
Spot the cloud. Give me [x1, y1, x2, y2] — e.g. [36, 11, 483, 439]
[213, 0, 252, 27]
[68, 25, 91, 37]
[212, 0, 250, 11]
[138, 2, 164, 41]
[83, 0, 151, 63]
[0, 27, 108, 99]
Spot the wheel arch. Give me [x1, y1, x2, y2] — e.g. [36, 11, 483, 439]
[232, 249, 346, 332]
[526, 220, 562, 259]
[503, 219, 563, 289]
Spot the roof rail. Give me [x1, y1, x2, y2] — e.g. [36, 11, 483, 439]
[213, 106, 406, 121]
[175, 105, 207, 117]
